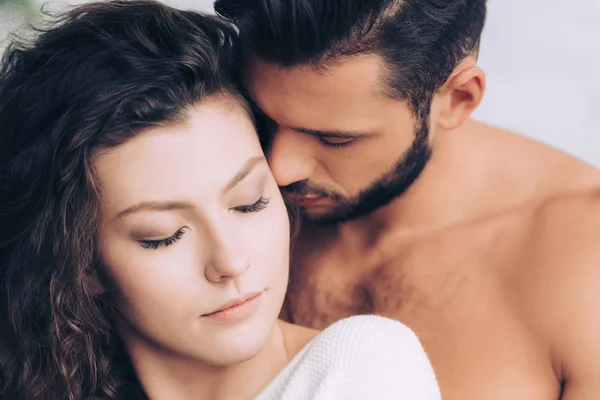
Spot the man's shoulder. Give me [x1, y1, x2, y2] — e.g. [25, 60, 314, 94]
[503, 188, 600, 281]
[458, 187, 600, 314]
[464, 188, 600, 386]
[531, 188, 600, 252]
[468, 120, 600, 192]
[536, 188, 600, 291]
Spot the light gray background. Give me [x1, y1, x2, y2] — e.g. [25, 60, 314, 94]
[2, 0, 599, 166]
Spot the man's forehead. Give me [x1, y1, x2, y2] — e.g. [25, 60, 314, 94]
[242, 54, 389, 116]
[244, 54, 385, 92]
[241, 56, 410, 137]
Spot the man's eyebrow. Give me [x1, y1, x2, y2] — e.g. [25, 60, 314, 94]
[246, 97, 370, 138]
[115, 201, 193, 220]
[291, 127, 370, 138]
[222, 155, 267, 195]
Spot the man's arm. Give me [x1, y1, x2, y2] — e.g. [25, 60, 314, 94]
[556, 253, 600, 399]
[542, 191, 600, 399]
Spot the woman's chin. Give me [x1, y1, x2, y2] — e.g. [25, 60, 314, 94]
[197, 316, 278, 367]
[202, 334, 272, 367]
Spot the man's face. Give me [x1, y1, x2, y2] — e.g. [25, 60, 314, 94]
[243, 54, 431, 224]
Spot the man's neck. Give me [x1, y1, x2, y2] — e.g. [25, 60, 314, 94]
[122, 322, 289, 400]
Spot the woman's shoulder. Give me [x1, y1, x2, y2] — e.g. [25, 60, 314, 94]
[257, 315, 441, 399]
[309, 315, 433, 372]
[307, 315, 441, 397]
[313, 314, 419, 350]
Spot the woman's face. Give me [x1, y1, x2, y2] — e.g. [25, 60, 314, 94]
[94, 99, 290, 367]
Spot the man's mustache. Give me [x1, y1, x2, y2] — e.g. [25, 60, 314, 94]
[281, 181, 345, 202]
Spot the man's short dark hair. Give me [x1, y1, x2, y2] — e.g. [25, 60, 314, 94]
[215, 0, 487, 117]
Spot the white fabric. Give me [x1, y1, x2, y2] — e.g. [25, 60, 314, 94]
[256, 315, 441, 399]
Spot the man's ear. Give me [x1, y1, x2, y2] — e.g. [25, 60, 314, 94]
[436, 56, 486, 130]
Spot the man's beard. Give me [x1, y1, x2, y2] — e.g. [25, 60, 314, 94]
[282, 118, 432, 225]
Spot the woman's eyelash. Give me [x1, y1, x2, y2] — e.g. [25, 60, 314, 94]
[137, 197, 269, 249]
[139, 227, 187, 250]
[233, 196, 271, 214]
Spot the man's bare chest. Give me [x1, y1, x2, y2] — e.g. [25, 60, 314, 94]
[286, 235, 490, 328]
[286, 260, 559, 399]
[285, 240, 560, 399]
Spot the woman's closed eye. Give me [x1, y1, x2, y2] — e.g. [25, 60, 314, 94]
[136, 197, 270, 250]
[231, 196, 270, 214]
[139, 227, 187, 250]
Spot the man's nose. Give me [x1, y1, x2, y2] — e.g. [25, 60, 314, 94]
[267, 129, 316, 188]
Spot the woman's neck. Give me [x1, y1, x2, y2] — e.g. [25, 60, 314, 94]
[123, 320, 296, 400]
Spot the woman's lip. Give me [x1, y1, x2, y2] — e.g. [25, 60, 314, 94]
[202, 292, 263, 323]
[203, 291, 262, 316]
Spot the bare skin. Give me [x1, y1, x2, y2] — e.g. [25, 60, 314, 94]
[243, 52, 600, 399]
[284, 123, 600, 400]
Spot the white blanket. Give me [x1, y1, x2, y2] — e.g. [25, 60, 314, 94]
[256, 315, 441, 399]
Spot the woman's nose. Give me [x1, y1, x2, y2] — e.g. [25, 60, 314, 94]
[204, 233, 250, 283]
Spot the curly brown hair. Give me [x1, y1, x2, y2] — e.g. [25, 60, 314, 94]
[0, 2, 244, 399]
